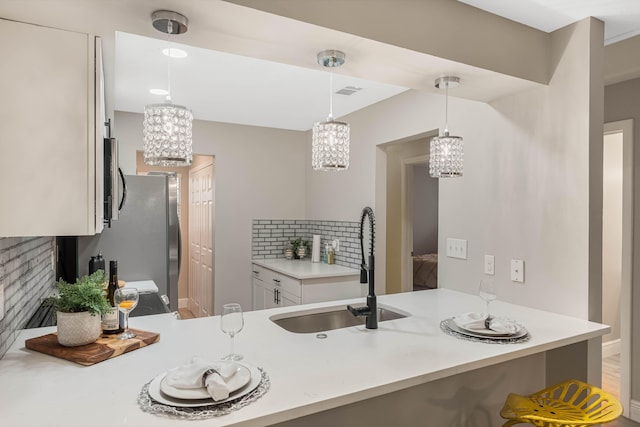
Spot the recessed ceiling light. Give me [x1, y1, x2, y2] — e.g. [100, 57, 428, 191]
[149, 88, 169, 95]
[162, 48, 187, 58]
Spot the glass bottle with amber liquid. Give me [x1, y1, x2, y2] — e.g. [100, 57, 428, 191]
[102, 260, 122, 334]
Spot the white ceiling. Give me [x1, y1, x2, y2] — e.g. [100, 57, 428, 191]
[114, 32, 409, 132]
[459, 0, 640, 45]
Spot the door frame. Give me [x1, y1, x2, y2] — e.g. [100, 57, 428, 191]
[401, 154, 429, 293]
[604, 119, 633, 418]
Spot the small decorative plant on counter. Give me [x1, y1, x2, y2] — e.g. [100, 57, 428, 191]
[289, 238, 310, 260]
[284, 243, 294, 260]
[47, 270, 111, 347]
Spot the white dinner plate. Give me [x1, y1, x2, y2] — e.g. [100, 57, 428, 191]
[148, 363, 261, 408]
[446, 319, 528, 340]
[453, 314, 523, 336]
[160, 364, 251, 400]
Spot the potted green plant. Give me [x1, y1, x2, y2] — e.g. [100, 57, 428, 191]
[289, 238, 301, 257]
[47, 270, 111, 347]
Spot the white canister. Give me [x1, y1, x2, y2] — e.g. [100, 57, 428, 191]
[311, 235, 321, 263]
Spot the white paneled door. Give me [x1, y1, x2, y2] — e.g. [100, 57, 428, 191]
[188, 161, 215, 317]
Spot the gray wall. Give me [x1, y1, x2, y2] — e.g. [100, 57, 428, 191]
[604, 77, 640, 401]
[307, 19, 604, 323]
[0, 237, 55, 357]
[413, 164, 438, 255]
[115, 111, 306, 315]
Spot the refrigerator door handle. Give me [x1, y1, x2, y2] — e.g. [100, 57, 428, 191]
[118, 167, 127, 211]
[177, 223, 182, 278]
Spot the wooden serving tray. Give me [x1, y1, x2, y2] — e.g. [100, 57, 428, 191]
[25, 329, 160, 366]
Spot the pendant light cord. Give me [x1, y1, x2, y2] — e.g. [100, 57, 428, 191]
[166, 20, 172, 103]
[444, 81, 449, 135]
[328, 72, 334, 121]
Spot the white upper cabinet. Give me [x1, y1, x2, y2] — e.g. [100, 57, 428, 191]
[0, 18, 104, 237]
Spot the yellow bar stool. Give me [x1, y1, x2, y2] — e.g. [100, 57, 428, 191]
[500, 379, 622, 427]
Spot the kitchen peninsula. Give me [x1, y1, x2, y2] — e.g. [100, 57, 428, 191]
[0, 289, 608, 426]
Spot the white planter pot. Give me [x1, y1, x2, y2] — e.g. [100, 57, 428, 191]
[56, 311, 102, 347]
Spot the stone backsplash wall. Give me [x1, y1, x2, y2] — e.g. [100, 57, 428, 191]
[252, 220, 361, 269]
[0, 237, 56, 357]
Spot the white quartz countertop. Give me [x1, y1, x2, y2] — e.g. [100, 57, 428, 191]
[252, 259, 359, 280]
[0, 289, 608, 427]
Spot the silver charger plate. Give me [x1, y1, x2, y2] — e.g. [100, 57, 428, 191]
[138, 367, 270, 420]
[441, 318, 530, 344]
[148, 362, 262, 408]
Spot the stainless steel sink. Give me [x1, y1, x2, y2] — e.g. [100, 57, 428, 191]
[270, 304, 409, 333]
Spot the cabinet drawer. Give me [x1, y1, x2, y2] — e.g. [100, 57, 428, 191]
[251, 264, 265, 281]
[270, 273, 301, 298]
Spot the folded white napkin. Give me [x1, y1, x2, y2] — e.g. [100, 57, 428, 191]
[453, 312, 519, 335]
[165, 357, 239, 401]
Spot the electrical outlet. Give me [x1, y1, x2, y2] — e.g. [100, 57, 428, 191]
[484, 255, 495, 275]
[511, 259, 524, 283]
[0, 285, 4, 322]
[332, 239, 340, 253]
[446, 238, 467, 260]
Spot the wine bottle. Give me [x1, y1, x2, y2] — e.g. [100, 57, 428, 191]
[102, 260, 121, 334]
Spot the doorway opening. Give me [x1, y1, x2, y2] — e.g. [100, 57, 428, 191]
[378, 130, 439, 294]
[136, 152, 215, 319]
[601, 120, 633, 420]
[404, 159, 439, 292]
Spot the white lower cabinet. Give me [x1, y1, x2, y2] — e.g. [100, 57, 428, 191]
[252, 263, 363, 311]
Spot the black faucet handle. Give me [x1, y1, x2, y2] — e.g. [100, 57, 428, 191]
[347, 304, 371, 317]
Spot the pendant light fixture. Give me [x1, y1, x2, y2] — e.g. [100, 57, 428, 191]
[143, 10, 193, 167]
[312, 50, 350, 171]
[429, 76, 463, 178]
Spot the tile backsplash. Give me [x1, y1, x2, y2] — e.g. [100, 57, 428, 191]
[0, 237, 55, 357]
[252, 220, 361, 269]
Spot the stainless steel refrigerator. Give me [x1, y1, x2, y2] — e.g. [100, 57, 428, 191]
[77, 174, 181, 311]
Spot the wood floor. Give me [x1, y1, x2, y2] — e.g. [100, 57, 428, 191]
[603, 353, 621, 400]
[177, 308, 196, 319]
[602, 353, 639, 427]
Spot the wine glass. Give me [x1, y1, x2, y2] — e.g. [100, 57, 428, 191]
[220, 303, 244, 361]
[478, 279, 497, 318]
[114, 287, 139, 340]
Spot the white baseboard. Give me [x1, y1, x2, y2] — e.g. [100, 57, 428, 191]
[630, 399, 640, 422]
[602, 338, 621, 358]
[179, 298, 188, 309]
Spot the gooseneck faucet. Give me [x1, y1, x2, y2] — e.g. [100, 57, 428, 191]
[347, 206, 377, 329]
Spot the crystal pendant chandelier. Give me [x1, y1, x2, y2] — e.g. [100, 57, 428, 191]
[430, 76, 463, 178]
[143, 10, 193, 167]
[312, 50, 350, 171]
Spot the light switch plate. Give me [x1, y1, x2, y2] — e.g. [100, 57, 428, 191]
[484, 255, 495, 275]
[0, 285, 4, 322]
[446, 238, 467, 260]
[511, 259, 524, 283]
